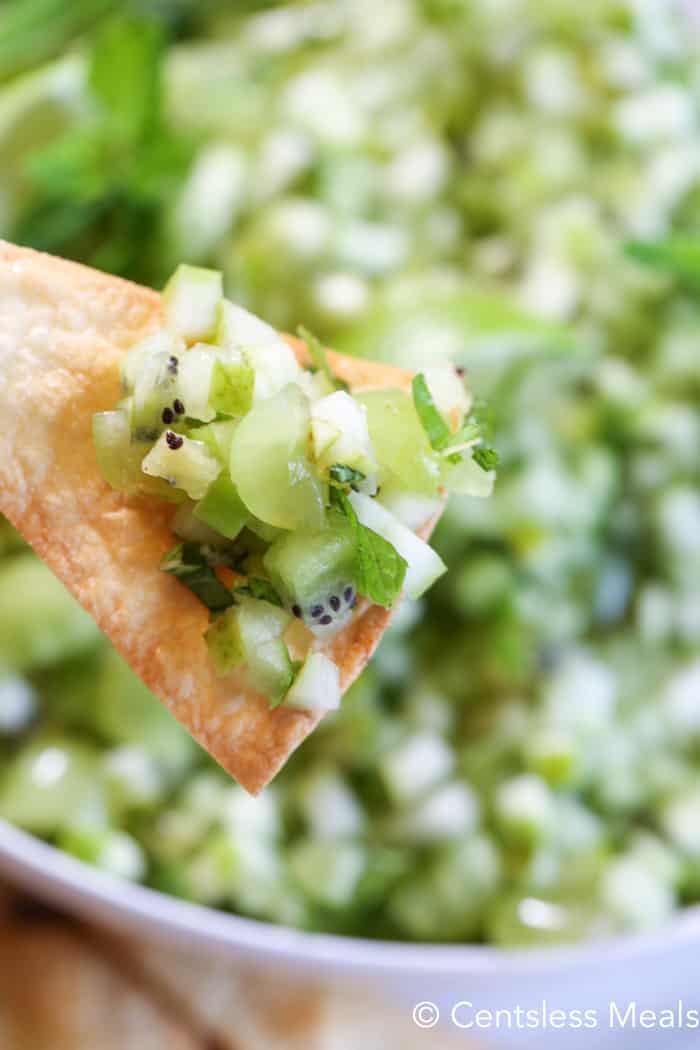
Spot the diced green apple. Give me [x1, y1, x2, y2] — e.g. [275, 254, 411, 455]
[163, 264, 223, 342]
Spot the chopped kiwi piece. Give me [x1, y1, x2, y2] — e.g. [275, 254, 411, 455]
[121, 330, 184, 396]
[141, 432, 220, 500]
[174, 344, 219, 422]
[163, 264, 223, 342]
[94, 409, 188, 503]
[263, 511, 358, 636]
[209, 357, 255, 416]
[129, 351, 181, 441]
[205, 598, 293, 703]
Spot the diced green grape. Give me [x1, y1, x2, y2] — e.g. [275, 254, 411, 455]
[358, 388, 441, 496]
[230, 384, 325, 529]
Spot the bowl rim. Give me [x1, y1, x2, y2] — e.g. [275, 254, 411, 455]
[1, 819, 700, 976]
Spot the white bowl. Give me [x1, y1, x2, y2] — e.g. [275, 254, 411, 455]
[1, 818, 699, 1049]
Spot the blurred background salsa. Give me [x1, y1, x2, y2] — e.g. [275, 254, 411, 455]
[2, 0, 700, 947]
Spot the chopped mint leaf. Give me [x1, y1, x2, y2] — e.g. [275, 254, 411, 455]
[232, 577, 284, 607]
[298, 325, 348, 391]
[473, 446, 499, 472]
[329, 463, 367, 488]
[412, 373, 451, 451]
[331, 491, 407, 608]
[160, 542, 234, 612]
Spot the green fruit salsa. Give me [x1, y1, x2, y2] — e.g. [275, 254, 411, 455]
[93, 264, 495, 709]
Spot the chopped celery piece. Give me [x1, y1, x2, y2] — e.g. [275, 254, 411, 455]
[230, 384, 325, 530]
[163, 263, 223, 342]
[348, 492, 446, 599]
[194, 473, 248, 540]
[358, 388, 441, 496]
[378, 488, 443, 530]
[142, 431, 220, 500]
[171, 501, 230, 546]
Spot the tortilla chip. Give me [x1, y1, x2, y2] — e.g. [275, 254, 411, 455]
[134, 940, 468, 1050]
[0, 241, 441, 793]
[0, 919, 201, 1050]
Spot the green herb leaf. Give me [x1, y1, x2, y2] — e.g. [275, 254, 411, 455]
[331, 491, 407, 608]
[89, 14, 163, 142]
[412, 373, 451, 451]
[298, 325, 348, 391]
[160, 542, 234, 612]
[232, 578, 284, 607]
[472, 446, 499, 472]
[329, 463, 366, 488]
[626, 238, 700, 289]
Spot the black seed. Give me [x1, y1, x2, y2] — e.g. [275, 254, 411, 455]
[162, 407, 174, 424]
[319, 614, 333, 626]
[344, 586, 354, 603]
[292, 604, 302, 618]
[455, 366, 465, 377]
[168, 355, 179, 374]
[166, 431, 184, 450]
[329, 595, 340, 611]
[173, 398, 185, 416]
[310, 604, 324, 618]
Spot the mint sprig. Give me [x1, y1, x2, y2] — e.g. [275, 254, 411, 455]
[329, 463, 366, 488]
[412, 373, 451, 451]
[472, 446, 499, 472]
[160, 542, 234, 612]
[331, 491, 407, 608]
